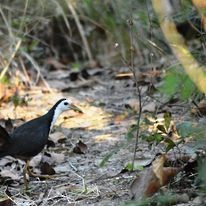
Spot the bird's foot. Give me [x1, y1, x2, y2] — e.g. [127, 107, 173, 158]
[27, 168, 65, 179]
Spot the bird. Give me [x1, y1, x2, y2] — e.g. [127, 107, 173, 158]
[0, 98, 83, 189]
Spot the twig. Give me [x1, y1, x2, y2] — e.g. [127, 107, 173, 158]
[21, 51, 52, 91]
[67, 0, 94, 65]
[0, 39, 22, 80]
[19, 57, 32, 86]
[127, 19, 142, 171]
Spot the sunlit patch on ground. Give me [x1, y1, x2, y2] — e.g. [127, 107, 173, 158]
[62, 104, 111, 130]
[93, 134, 118, 142]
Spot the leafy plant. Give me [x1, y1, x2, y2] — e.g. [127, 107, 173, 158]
[159, 65, 201, 101]
[142, 112, 181, 153]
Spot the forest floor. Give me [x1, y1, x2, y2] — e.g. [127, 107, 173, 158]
[0, 64, 205, 205]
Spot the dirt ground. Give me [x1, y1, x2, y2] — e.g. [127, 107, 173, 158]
[0, 66, 205, 205]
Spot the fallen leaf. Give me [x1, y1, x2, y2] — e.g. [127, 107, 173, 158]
[0, 198, 13, 206]
[130, 167, 158, 200]
[73, 140, 88, 154]
[130, 154, 181, 199]
[152, 154, 166, 185]
[161, 167, 181, 185]
[40, 162, 55, 175]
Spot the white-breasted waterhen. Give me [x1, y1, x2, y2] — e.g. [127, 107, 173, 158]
[0, 98, 82, 189]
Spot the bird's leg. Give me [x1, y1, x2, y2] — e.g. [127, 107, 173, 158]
[23, 160, 29, 190]
[27, 165, 56, 179]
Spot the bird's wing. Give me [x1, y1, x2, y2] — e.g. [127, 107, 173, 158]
[0, 125, 10, 156]
[0, 125, 10, 142]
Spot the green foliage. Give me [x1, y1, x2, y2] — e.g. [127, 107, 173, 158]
[159, 65, 200, 101]
[141, 112, 179, 153]
[71, 62, 81, 71]
[126, 124, 139, 140]
[124, 162, 144, 171]
[99, 145, 121, 167]
[0, 76, 9, 85]
[11, 93, 31, 108]
[164, 112, 171, 131]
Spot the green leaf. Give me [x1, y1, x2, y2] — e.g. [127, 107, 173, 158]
[126, 131, 134, 140]
[144, 135, 155, 142]
[125, 162, 133, 171]
[164, 112, 172, 131]
[159, 71, 179, 97]
[154, 133, 164, 144]
[159, 65, 200, 101]
[165, 138, 176, 152]
[71, 62, 80, 71]
[125, 162, 144, 171]
[0, 76, 9, 84]
[180, 76, 195, 101]
[126, 124, 139, 140]
[157, 124, 167, 134]
[99, 146, 120, 167]
[145, 133, 163, 144]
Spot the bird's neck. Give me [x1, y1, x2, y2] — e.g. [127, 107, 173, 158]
[47, 106, 63, 133]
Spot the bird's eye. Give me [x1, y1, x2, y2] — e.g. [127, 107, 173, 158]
[64, 102, 69, 105]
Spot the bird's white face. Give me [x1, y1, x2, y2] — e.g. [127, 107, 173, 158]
[57, 99, 72, 112]
[50, 99, 82, 132]
[57, 99, 82, 113]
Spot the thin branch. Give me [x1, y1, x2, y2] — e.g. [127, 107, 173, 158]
[0, 39, 22, 80]
[21, 51, 52, 91]
[67, 0, 94, 65]
[127, 19, 143, 171]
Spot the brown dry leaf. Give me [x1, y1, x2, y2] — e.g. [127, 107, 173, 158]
[130, 154, 181, 200]
[152, 154, 166, 185]
[130, 167, 159, 200]
[40, 162, 55, 175]
[0, 198, 13, 206]
[73, 140, 88, 154]
[0, 84, 13, 104]
[161, 167, 181, 185]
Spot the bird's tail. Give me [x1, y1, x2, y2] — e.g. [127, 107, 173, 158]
[0, 125, 10, 158]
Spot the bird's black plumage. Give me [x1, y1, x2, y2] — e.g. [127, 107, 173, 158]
[0, 98, 83, 189]
[0, 98, 67, 160]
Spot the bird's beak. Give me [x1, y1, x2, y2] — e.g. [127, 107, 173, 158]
[70, 104, 83, 113]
